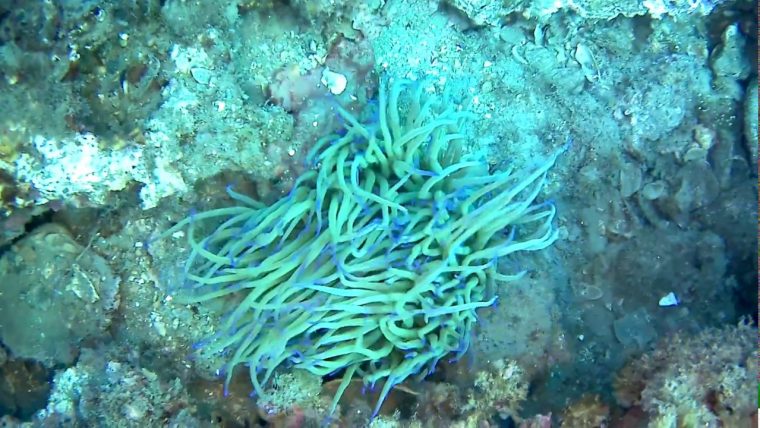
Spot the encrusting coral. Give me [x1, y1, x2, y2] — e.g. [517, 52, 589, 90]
[614, 320, 757, 426]
[158, 78, 563, 419]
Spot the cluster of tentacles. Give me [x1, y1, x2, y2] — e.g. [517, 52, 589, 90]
[161, 79, 562, 418]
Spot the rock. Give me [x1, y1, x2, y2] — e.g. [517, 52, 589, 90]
[0, 224, 120, 367]
[743, 78, 758, 167]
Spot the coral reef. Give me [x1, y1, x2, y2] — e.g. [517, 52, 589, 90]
[35, 350, 194, 427]
[256, 370, 324, 415]
[614, 321, 757, 426]
[464, 359, 530, 421]
[0, 0, 754, 425]
[559, 394, 609, 427]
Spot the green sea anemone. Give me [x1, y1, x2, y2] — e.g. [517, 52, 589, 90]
[161, 78, 562, 418]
